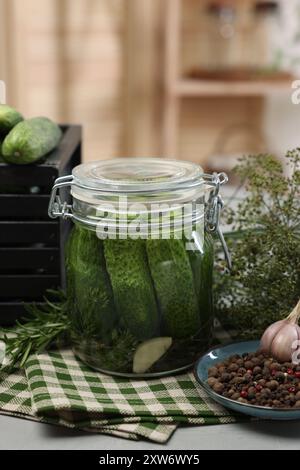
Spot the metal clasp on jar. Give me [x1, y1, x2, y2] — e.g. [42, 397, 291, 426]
[48, 175, 74, 220]
[203, 172, 232, 270]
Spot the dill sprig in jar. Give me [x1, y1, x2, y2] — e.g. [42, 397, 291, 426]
[48, 158, 229, 377]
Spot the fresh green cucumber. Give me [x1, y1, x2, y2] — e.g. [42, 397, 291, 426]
[188, 234, 214, 337]
[104, 239, 160, 340]
[146, 239, 200, 339]
[2, 117, 62, 165]
[0, 104, 23, 136]
[66, 225, 117, 342]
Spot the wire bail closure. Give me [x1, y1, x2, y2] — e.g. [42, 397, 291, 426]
[48, 175, 74, 220]
[204, 172, 232, 270]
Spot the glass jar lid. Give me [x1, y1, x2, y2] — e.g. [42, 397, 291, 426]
[72, 158, 204, 193]
[70, 159, 207, 235]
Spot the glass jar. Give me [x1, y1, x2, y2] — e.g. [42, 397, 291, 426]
[249, 1, 280, 71]
[48, 158, 229, 378]
[205, 2, 238, 71]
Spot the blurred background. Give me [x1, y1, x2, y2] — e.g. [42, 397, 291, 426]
[1, 0, 300, 181]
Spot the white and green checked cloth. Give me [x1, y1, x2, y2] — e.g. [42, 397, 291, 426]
[0, 349, 248, 443]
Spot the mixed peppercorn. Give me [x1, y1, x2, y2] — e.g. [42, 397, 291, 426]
[207, 352, 300, 408]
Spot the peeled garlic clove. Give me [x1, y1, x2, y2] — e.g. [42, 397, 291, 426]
[260, 320, 287, 354]
[133, 337, 172, 374]
[270, 323, 300, 362]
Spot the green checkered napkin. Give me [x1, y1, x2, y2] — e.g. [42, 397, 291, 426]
[0, 348, 248, 443]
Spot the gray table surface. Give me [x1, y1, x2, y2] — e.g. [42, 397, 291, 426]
[0, 415, 300, 450]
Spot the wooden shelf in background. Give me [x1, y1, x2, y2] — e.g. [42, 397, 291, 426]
[162, 0, 293, 157]
[174, 79, 293, 97]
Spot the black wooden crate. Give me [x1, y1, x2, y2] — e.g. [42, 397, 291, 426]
[0, 125, 81, 325]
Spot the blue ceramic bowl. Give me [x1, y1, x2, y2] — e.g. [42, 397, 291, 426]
[194, 340, 300, 420]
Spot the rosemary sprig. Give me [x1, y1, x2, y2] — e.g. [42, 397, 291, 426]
[0, 291, 70, 372]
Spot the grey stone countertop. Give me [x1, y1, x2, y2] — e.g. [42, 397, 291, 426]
[0, 414, 300, 450]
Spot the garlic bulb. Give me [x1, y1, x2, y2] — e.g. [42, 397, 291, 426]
[260, 300, 300, 362]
